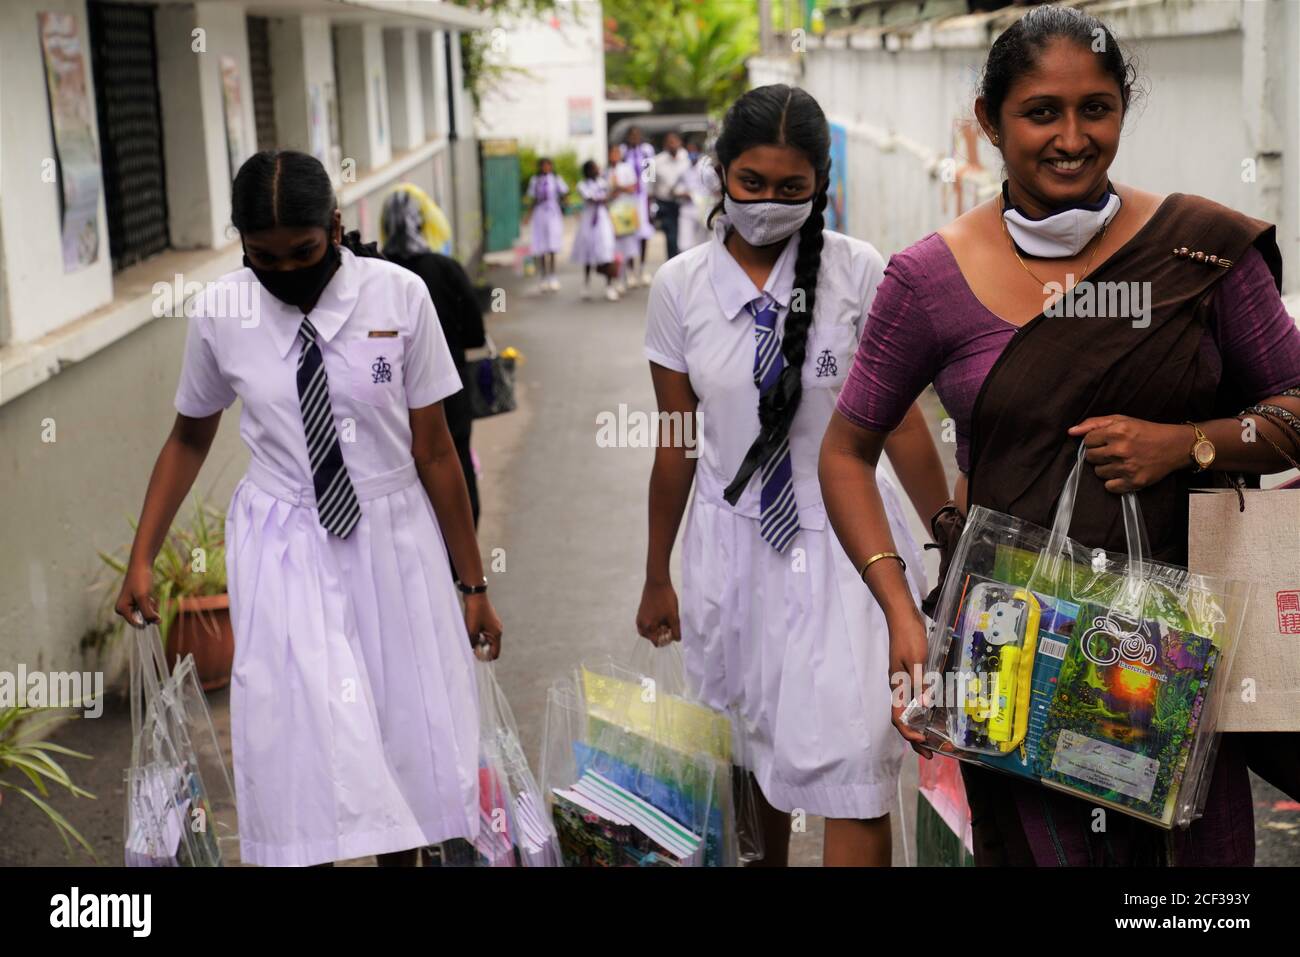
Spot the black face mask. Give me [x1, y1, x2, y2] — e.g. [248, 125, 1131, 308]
[243, 240, 340, 309]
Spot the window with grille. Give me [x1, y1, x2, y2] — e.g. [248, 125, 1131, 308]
[87, 1, 169, 272]
[247, 16, 277, 152]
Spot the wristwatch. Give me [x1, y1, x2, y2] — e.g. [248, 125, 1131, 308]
[1187, 421, 1215, 472]
[454, 577, 488, 595]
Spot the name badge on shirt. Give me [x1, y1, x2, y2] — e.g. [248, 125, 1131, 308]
[367, 330, 399, 338]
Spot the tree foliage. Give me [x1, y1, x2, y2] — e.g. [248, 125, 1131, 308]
[604, 0, 758, 113]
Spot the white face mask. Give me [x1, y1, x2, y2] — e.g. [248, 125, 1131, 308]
[721, 173, 813, 247]
[1002, 182, 1122, 258]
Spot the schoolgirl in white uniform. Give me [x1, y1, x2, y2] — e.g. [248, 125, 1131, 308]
[525, 157, 568, 293]
[674, 148, 714, 253]
[606, 143, 642, 292]
[620, 127, 658, 287]
[115, 150, 504, 868]
[570, 159, 619, 301]
[637, 86, 950, 866]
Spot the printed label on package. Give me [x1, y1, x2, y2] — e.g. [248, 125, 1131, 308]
[1049, 729, 1159, 803]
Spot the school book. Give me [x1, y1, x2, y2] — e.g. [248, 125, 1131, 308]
[1035, 605, 1218, 825]
[551, 771, 704, 867]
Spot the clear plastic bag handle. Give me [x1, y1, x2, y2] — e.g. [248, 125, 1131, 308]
[1028, 442, 1149, 616]
[128, 623, 171, 769]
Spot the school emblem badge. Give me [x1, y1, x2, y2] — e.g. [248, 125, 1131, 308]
[371, 356, 392, 384]
[815, 349, 837, 378]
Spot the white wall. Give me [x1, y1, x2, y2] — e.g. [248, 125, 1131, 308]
[782, 0, 1299, 294]
[475, 0, 607, 165]
[157, 0, 258, 250]
[268, 16, 345, 186]
[384, 27, 426, 151]
[0, 0, 113, 344]
[335, 22, 393, 174]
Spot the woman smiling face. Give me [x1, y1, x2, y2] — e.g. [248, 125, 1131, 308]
[978, 37, 1125, 217]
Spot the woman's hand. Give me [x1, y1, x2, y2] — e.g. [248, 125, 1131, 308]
[636, 579, 681, 646]
[465, 593, 503, 661]
[888, 609, 936, 758]
[114, 563, 158, 628]
[1068, 415, 1189, 493]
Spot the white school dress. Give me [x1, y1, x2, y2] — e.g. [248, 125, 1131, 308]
[570, 178, 615, 266]
[620, 142, 658, 241]
[675, 158, 713, 253]
[608, 162, 642, 261]
[174, 246, 480, 866]
[643, 219, 927, 819]
[527, 173, 568, 255]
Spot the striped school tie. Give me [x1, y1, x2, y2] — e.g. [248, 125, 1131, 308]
[747, 294, 800, 553]
[297, 317, 361, 538]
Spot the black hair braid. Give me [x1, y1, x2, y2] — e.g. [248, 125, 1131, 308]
[758, 181, 828, 438]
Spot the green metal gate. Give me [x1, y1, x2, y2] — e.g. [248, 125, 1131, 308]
[480, 139, 521, 254]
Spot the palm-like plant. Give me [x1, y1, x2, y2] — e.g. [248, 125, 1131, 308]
[0, 707, 96, 859]
[607, 0, 757, 112]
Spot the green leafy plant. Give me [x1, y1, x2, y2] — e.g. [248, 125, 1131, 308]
[96, 499, 228, 649]
[0, 707, 96, 860]
[605, 0, 758, 113]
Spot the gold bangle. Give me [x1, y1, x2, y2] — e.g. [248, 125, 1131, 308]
[859, 551, 905, 582]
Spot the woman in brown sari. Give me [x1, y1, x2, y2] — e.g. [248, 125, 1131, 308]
[820, 4, 1300, 865]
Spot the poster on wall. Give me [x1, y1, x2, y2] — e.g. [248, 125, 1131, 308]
[826, 121, 848, 234]
[308, 83, 328, 166]
[567, 96, 593, 137]
[219, 56, 247, 181]
[373, 73, 385, 145]
[324, 81, 342, 178]
[37, 11, 101, 273]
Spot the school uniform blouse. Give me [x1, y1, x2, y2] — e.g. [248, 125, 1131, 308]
[644, 221, 886, 528]
[174, 245, 464, 486]
[835, 235, 1300, 473]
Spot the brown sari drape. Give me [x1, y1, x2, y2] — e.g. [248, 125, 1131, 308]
[961, 194, 1284, 866]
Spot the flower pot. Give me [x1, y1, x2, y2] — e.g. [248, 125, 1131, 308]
[169, 593, 235, 691]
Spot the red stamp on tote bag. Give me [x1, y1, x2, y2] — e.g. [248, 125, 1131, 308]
[1279, 591, 1300, 635]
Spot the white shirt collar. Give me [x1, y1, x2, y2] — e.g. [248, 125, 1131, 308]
[260, 245, 361, 359]
[707, 217, 801, 321]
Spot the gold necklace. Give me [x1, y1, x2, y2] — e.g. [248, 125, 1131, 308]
[1001, 208, 1109, 292]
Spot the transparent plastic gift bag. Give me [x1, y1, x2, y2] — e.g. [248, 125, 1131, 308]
[471, 652, 561, 867]
[124, 624, 237, 866]
[541, 677, 716, 867]
[540, 639, 742, 867]
[583, 637, 764, 864]
[905, 443, 1254, 829]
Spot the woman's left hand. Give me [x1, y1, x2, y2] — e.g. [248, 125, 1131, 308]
[1068, 415, 1189, 493]
[465, 593, 504, 661]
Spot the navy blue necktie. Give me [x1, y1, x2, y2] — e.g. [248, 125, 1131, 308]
[748, 294, 800, 552]
[297, 317, 361, 537]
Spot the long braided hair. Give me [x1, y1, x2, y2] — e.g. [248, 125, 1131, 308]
[709, 85, 831, 504]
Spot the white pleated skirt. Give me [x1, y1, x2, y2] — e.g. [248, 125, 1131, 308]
[224, 460, 480, 866]
[530, 205, 565, 255]
[678, 466, 924, 820]
[570, 207, 616, 266]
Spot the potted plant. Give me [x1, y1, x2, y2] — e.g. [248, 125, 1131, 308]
[98, 499, 234, 691]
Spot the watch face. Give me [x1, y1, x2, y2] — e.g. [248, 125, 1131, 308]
[1194, 440, 1215, 467]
